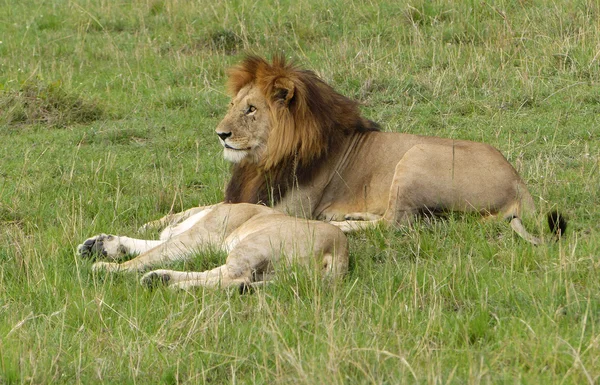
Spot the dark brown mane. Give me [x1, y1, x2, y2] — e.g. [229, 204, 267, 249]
[224, 55, 379, 205]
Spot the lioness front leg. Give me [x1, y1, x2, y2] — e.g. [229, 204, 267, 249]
[90, 227, 217, 273]
[78, 234, 164, 261]
[158, 205, 216, 241]
[139, 206, 214, 232]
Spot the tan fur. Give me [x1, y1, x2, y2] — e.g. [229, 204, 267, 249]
[215, 55, 556, 244]
[79, 203, 348, 290]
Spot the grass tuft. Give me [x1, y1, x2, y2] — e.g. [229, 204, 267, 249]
[0, 204, 23, 226]
[0, 80, 105, 128]
[183, 29, 246, 55]
[149, 1, 166, 16]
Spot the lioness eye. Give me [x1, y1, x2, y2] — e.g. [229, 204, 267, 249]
[246, 105, 256, 114]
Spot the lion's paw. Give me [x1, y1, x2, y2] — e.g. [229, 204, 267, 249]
[140, 270, 172, 289]
[78, 234, 125, 260]
[344, 212, 382, 221]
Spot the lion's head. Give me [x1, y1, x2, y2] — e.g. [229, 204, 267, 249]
[216, 55, 379, 171]
[216, 83, 271, 164]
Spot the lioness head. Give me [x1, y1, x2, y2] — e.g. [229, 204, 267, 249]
[216, 55, 378, 170]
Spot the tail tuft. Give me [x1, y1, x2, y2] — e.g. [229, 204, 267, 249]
[239, 282, 255, 295]
[547, 210, 567, 238]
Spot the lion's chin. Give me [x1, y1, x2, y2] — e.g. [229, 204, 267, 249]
[223, 148, 249, 163]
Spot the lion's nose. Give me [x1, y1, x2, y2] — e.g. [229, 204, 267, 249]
[217, 132, 232, 141]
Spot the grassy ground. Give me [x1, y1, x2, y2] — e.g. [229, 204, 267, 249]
[1, 0, 599, 383]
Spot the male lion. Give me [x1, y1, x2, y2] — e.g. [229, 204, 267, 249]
[79, 203, 348, 290]
[213, 55, 565, 244]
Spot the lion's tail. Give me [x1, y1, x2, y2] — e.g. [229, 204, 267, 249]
[547, 210, 567, 238]
[509, 211, 567, 245]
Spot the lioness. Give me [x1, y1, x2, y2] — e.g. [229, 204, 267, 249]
[212, 55, 565, 243]
[79, 203, 348, 290]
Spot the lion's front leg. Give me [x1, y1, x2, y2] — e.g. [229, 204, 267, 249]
[78, 234, 164, 261]
[344, 212, 382, 221]
[328, 212, 384, 233]
[329, 219, 381, 233]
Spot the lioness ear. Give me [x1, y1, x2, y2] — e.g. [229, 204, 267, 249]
[273, 78, 295, 106]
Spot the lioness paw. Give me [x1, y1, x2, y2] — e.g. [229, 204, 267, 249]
[78, 234, 125, 260]
[91, 261, 121, 273]
[140, 270, 172, 289]
[78, 234, 109, 259]
[167, 281, 196, 291]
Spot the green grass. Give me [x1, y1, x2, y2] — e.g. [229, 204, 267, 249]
[1, 0, 599, 383]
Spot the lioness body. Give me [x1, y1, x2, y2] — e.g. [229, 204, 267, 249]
[79, 203, 348, 290]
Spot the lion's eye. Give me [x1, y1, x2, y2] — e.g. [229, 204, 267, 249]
[245, 105, 257, 115]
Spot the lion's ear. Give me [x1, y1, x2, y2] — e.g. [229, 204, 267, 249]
[273, 78, 295, 106]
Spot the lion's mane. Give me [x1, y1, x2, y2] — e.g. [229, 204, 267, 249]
[224, 55, 379, 205]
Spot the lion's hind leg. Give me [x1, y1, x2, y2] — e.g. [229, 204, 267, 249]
[509, 217, 542, 245]
[499, 198, 544, 246]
